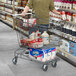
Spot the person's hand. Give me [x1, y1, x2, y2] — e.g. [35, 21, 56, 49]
[52, 9, 60, 15]
[21, 11, 26, 17]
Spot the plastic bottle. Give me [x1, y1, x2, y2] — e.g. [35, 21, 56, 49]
[67, 12, 72, 21]
[29, 32, 35, 40]
[41, 31, 50, 45]
[35, 30, 41, 39]
[73, 1, 76, 10]
[61, 11, 66, 20]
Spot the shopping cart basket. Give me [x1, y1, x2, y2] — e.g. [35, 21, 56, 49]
[12, 13, 61, 71]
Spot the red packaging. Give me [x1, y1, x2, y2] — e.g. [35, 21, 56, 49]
[38, 38, 43, 42]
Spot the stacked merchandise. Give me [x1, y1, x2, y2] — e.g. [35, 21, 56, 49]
[50, 0, 76, 57]
[54, 0, 72, 9]
[52, 0, 73, 21]
[73, 1, 76, 23]
[20, 30, 58, 62]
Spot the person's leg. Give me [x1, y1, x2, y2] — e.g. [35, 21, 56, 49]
[38, 24, 49, 34]
[29, 24, 39, 35]
[29, 24, 49, 35]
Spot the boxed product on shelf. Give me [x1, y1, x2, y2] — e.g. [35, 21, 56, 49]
[60, 39, 69, 52]
[5, 8, 13, 13]
[69, 41, 76, 56]
[6, 15, 13, 23]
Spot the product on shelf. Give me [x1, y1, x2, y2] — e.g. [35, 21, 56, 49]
[5, 8, 13, 13]
[60, 39, 69, 52]
[6, 14, 13, 23]
[73, 1, 76, 10]
[60, 11, 66, 20]
[69, 41, 76, 56]
[54, 0, 72, 9]
[66, 12, 72, 21]
[73, 14, 76, 23]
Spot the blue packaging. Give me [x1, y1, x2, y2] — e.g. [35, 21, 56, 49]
[69, 41, 76, 56]
[29, 47, 56, 62]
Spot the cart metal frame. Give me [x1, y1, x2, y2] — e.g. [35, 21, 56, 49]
[12, 14, 61, 71]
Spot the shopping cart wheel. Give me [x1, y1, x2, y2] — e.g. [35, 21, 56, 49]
[51, 61, 57, 68]
[42, 64, 48, 71]
[12, 56, 18, 65]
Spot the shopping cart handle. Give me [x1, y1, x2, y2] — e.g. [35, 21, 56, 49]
[12, 14, 22, 17]
[12, 13, 33, 17]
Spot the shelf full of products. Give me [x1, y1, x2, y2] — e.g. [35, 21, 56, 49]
[48, 0, 76, 67]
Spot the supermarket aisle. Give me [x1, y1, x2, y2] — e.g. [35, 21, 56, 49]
[0, 21, 76, 76]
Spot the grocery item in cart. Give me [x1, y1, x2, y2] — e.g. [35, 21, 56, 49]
[41, 31, 50, 45]
[29, 47, 56, 62]
[35, 30, 41, 39]
[29, 32, 36, 40]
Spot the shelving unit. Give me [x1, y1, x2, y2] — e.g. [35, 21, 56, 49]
[49, 0, 76, 67]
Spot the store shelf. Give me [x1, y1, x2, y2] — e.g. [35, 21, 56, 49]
[0, 10, 13, 16]
[57, 47, 76, 67]
[57, 8, 76, 14]
[48, 29, 76, 42]
[50, 17, 62, 22]
[0, 18, 29, 37]
[57, 47, 76, 60]
[66, 21, 76, 26]
[1, 3, 32, 11]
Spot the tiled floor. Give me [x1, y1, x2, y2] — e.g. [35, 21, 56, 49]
[0, 21, 76, 76]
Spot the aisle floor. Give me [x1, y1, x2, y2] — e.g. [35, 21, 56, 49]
[0, 21, 76, 76]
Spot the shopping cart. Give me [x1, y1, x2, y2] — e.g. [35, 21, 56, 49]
[12, 13, 61, 71]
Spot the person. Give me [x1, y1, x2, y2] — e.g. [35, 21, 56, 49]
[21, 0, 60, 34]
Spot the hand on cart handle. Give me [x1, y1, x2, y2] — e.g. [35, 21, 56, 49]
[12, 13, 33, 17]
